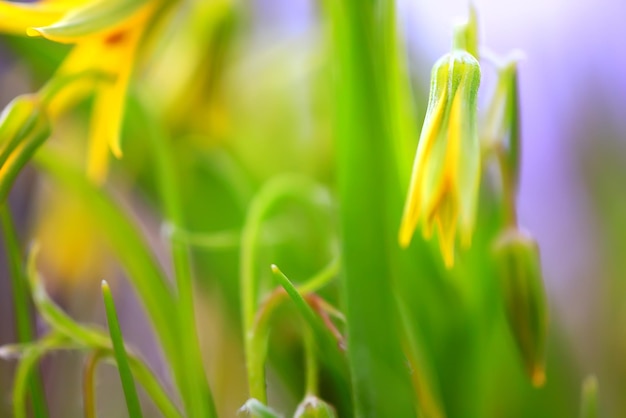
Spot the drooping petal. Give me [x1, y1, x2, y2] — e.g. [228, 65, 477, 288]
[84, 28, 142, 182]
[398, 86, 447, 247]
[27, 0, 151, 43]
[433, 190, 458, 268]
[45, 38, 105, 118]
[0, 2, 67, 35]
[85, 84, 112, 183]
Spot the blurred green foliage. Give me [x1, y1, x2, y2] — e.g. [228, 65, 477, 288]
[0, 0, 601, 417]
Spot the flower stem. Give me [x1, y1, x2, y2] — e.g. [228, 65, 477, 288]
[240, 175, 332, 403]
[0, 205, 48, 418]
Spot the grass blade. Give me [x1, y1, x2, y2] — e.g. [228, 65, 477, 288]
[133, 97, 217, 417]
[31, 147, 185, 398]
[12, 333, 66, 418]
[101, 280, 143, 418]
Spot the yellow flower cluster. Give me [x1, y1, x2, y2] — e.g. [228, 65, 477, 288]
[0, 0, 157, 182]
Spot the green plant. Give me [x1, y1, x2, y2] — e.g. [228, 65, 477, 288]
[0, 1, 594, 417]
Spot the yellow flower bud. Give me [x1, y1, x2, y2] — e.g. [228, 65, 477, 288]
[399, 50, 481, 268]
[493, 228, 548, 387]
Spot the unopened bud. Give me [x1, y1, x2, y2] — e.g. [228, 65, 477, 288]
[493, 227, 548, 387]
[294, 396, 337, 418]
[237, 398, 280, 418]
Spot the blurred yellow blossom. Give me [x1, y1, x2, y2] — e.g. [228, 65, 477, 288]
[0, 0, 157, 182]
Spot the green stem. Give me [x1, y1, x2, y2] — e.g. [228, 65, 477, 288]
[240, 175, 332, 403]
[167, 220, 289, 251]
[580, 376, 598, 418]
[139, 99, 217, 418]
[13, 333, 65, 418]
[303, 325, 318, 396]
[83, 351, 105, 418]
[495, 145, 518, 227]
[0, 205, 48, 418]
[297, 257, 340, 295]
[326, 0, 418, 415]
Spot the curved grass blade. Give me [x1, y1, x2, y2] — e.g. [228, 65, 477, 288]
[239, 174, 334, 403]
[271, 265, 350, 375]
[102, 280, 143, 418]
[31, 146, 181, 386]
[2, 334, 182, 418]
[12, 333, 66, 418]
[27, 246, 110, 348]
[83, 351, 105, 418]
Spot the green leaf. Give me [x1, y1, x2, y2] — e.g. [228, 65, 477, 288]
[101, 280, 143, 418]
[31, 147, 183, 402]
[270, 265, 348, 382]
[12, 333, 67, 418]
[238, 174, 333, 403]
[26, 247, 111, 348]
[325, 0, 421, 415]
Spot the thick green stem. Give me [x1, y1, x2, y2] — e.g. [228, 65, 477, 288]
[326, 0, 417, 416]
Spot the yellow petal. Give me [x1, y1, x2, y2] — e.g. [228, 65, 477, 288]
[27, 0, 152, 43]
[86, 85, 110, 183]
[45, 38, 104, 118]
[85, 25, 144, 182]
[398, 88, 447, 247]
[433, 191, 459, 268]
[0, 2, 67, 35]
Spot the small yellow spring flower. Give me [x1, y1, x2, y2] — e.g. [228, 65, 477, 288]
[0, 0, 156, 183]
[399, 50, 481, 268]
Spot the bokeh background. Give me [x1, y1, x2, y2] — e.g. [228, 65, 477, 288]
[1, 0, 625, 416]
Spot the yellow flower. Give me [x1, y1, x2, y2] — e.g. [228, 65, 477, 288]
[0, 0, 156, 183]
[399, 50, 481, 268]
